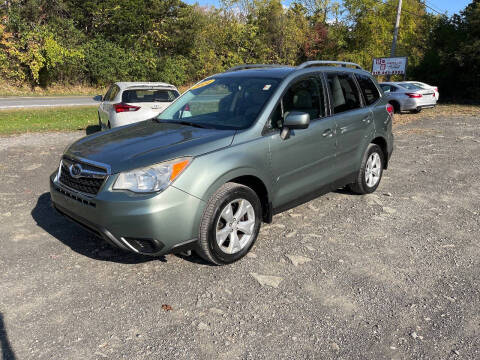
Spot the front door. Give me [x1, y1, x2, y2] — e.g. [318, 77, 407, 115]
[267, 75, 338, 209]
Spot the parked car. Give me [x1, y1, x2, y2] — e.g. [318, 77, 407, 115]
[402, 81, 439, 101]
[50, 61, 394, 265]
[95, 82, 180, 129]
[379, 82, 437, 113]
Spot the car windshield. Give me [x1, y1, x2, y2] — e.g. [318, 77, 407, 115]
[399, 83, 421, 90]
[157, 77, 280, 130]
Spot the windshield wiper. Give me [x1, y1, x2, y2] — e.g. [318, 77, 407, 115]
[154, 119, 211, 129]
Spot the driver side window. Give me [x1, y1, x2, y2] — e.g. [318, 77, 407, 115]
[268, 76, 324, 130]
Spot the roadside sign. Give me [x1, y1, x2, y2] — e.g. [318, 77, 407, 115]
[372, 57, 408, 76]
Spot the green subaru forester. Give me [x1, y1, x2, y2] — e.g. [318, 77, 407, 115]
[50, 61, 394, 265]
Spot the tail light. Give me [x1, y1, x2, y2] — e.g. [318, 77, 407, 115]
[434, 87, 438, 92]
[406, 93, 422, 98]
[184, 104, 190, 111]
[386, 104, 394, 115]
[114, 103, 140, 113]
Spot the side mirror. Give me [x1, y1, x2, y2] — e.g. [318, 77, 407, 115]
[93, 95, 103, 102]
[281, 111, 310, 140]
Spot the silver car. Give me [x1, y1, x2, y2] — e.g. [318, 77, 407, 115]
[95, 82, 180, 129]
[380, 82, 437, 113]
[402, 81, 439, 101]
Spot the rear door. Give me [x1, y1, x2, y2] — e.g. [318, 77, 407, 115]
[326, 72, 374, 178]
[268, 74, 337, 208]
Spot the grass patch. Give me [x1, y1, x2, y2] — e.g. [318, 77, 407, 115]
[0, 106, 99, 135]
[0, 82, 105, 97]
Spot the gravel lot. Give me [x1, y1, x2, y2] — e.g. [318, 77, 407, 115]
[0, 107, 479, 359]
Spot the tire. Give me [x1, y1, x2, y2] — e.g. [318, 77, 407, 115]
[196, 182, 262, 265]
[107, 121, 111, 129]
[348, 144, 385, 195]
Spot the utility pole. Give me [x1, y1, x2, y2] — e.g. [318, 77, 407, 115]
[387, 0, 402, 81]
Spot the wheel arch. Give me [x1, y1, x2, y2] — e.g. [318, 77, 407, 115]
[388, 100, 400, 113]
[371, 136, 389, 169]
[228, 175, 272, 223]
[201, 170, 273, 224]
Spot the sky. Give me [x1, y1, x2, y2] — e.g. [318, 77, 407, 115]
[184, 0, 473, 16]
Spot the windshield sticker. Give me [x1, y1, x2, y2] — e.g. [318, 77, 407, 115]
[263, 84, 272, 91]
[191, 79, 215, 90]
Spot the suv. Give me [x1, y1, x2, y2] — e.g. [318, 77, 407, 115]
[95, 82, 180, 129]
[50, 61, 394, 265]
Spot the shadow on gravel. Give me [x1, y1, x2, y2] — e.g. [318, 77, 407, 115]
[0, 313, 15, 360]
[85, 125, 101, 135]
[334, 188, 361, 196]
[31, 193, 166, 264]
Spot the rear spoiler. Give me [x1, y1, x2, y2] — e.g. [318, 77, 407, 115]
[125, 84, 177, 90]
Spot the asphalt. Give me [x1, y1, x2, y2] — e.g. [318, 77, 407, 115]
[0, 96, 97, 109]
[0, 108, 479, 359]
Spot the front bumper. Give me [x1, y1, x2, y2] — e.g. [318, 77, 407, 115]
[50, 172, 205, 256]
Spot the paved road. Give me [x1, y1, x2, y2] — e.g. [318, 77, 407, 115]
[0, 108, 479, 359]
[0, 96, 97, 109]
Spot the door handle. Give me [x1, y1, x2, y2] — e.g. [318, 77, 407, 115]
[322, 129, 333, 137]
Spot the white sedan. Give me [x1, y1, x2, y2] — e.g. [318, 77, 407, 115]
[401, 81, 439, 101]
[95, 82, 180, 129]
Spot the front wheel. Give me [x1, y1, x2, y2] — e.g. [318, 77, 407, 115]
[196, 183, 262, 265]
[348, 144, 385, 194]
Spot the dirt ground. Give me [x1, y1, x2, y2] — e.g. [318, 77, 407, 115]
[0, 106, 479, 359]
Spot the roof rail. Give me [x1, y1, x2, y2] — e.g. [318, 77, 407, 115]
[297, 61, 363, 70]
[225, 64, 286, 72]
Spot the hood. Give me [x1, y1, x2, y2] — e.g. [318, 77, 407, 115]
[65, 120, 236, 173]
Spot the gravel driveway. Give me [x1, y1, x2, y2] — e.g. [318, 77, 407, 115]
[0, 108, 479, 359]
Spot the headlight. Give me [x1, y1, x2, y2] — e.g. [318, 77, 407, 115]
[113, 157, 192, 193]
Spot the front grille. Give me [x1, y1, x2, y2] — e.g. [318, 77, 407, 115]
[59, 158, 107, 195]
[53, 184, 96, 207]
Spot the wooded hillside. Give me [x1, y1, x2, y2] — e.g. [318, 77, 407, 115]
[0, 0, 478, 101]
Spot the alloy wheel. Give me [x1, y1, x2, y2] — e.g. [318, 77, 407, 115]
[365, 152, 382, 187]
[215, 198, 256, 254]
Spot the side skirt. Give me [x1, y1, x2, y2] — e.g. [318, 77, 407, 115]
[272, 172, 357, 215]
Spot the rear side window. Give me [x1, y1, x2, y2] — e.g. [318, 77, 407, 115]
[356, 74, 380, 105]
[326, 73, 362, 114]
[380, 84, 397, 93]
[122, 89, 179, 103]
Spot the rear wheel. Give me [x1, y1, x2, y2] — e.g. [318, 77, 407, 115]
[196, 183, 262, 265]
[348, 144, 384, 194]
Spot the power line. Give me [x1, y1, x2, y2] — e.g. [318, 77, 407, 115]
[419, 0, 444, 15]
[375, 0, 430, 20]
[422, 0, 445, 15]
